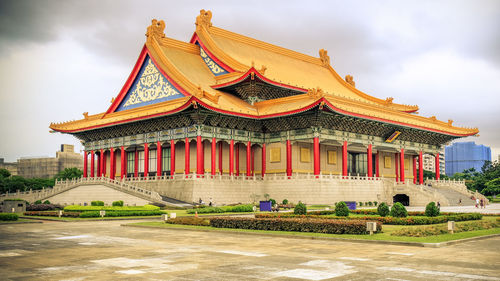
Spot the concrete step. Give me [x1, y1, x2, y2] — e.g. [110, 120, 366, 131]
[435, 188, 476, 206]
[160, 195, 192, 208]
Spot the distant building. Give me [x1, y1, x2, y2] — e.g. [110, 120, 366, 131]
[445, 142, 491, 176]
[422, 152, 445, 175]
[0, 158, 18, 176]
[5, 145, 84, 179]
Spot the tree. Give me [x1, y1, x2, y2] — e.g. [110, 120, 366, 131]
[0, 168, 11, 178]
[55, 168, 83, 180]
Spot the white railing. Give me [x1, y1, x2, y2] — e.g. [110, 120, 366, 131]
[119, 172, 382, 182]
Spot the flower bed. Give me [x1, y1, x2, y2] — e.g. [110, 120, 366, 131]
[209, 217, 382, 234]
[63, 204, 160, 212]
[255, 213, 482, 225]
[78, 210, 164, 218]
[26, 204, 64, 211]
[392, 220, 499, 237]
[166, 217, 210, 226]
[186, 204, 253, 214]
[24, 211, 80, 217]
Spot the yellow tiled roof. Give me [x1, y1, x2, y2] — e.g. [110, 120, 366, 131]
[49, 11, 478, 137]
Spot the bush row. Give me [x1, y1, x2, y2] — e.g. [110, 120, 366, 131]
[166, 217, 210, 226]
[78, 210, 164, 218]
[63, 204, 160, 212]
[255, 213, 483, 225]
[0, 213, 19, 221]
[186, 204, 253, 214]
[24, 211, 81, 217]
[26, 204, 63, 211]
[209, 217, 382, 234]
[392, 220, 499, 237]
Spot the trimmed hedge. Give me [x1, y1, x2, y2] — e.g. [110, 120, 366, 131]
[26, 204, 63, 211]
[91, 201, 104, 206]
[390, 202, 408, 217]
[64, 204, 160, 212]
[166, 217, 210, 226]
[24, 211, 80, 217]
[334, 202, 349, 217]
[255, 212, 483, 225]
[294, 202, 307, 215]
[112, 200, 124, 207]
[392, 220, 499, 237]
[209, 217, 382, 234]
[425, 202, 440, 217]
[377, 203, 390, 217]
[186, 204, 253, 214]
[0, 213, 19, 221]
[78, 210, 164, 218]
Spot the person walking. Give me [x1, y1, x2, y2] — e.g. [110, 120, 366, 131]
[476, 198, 480, 208]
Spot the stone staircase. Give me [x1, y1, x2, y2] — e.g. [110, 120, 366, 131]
[434, 188, 477, 206]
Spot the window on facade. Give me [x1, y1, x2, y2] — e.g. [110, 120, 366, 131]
[127, 152, 135, 174]
[149, 150, 157, 172]
[348, 152, 375, 176]
[138, 151, 144, 173]
[162, 147, 171, 173]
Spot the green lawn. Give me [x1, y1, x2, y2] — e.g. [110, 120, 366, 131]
[20, 215, 164, 221]
[127, 216, 500, 244]
[0, 218, 40, 224]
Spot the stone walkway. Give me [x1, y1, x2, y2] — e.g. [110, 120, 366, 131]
[0, 219, 499, 280]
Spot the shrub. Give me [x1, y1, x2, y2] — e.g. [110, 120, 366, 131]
[425, 202, 440, 217]
[186, 204, 253, 214]
[367, 202, 373, 206]
[91, 201, 104, 206]
[269, 198, 276, 206]
[390, 202, 408, 217]
[79, 210, 164, 218]
[0, 213, 19, 221]
[43, 200, 51, 204]
[294, 202, 307, 215]
[166, 217, 210, 226]
[112, 200, 124, 207]
[282, 199, 289, 205]
[24, 211, 80, 217]
[373, 201, 378, 206]
[377, 203, 390, 217]
[359, 202, 363, 206]
[26, 204, 63, 211]
[392, 220, 499, 237]
[210, 217, 382, 235]
[334, 202, 349, 217]
[34, 200, 42, 205]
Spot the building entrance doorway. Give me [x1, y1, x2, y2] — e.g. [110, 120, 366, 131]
[393, 194, 410, 206]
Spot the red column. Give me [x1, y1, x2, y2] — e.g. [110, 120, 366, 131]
[400, 148, 405, 182]
[395, 153, 399, 182]
[90, 150, 95, 177]
[109, 148, 115, 180]
[251, 146, 255, 176]
[261, 143, 266, 178]
[246, 141, 251, 177]
[235, 143, 240, 176]
[196, 136, 203, 176]
[134, 149, 138, 178]
[144, 143, 149, 177]
[286, 140, 292, 177]
[83, 151, 88, 178]
[157, 141, 162, 176]
[313, 137, 320, 176]
[120, 146, 126, 179]
[185, 138, 190, 175]
[435, 153, 440, 180]
[419, 151, 424, 185]
[367, 144, 373, 178]
[219, 142, 223, 175]
[98, 150, 103, 177]
[170, 140, 175, 176]
[229, 139, 234, 176]
[413, 155, 417, 184]
[102, 150, 106, 177]
[211, 138, 216, 176]
[375, 151, 380, 178]
[342, 141, 348, 177]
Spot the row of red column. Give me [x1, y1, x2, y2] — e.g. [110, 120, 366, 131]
[82, 138, 440, 183]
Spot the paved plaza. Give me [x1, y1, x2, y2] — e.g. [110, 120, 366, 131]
[0, 218, 499, 280]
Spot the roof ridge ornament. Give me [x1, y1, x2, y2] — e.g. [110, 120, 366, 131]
[345, 75, 355, 87]
[196, 9, 213, 31]
[146, 19, 166, 40]
[308, 87, 325, 99]
[385, 97, 394, 105]
[319, 49, 330, 67]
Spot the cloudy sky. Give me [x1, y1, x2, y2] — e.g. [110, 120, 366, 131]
[0, 0, 499, 162]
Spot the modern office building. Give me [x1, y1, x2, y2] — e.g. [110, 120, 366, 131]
[445, 142, 491, 176]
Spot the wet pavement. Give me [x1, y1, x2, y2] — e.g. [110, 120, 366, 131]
[0, 219, 499, 280]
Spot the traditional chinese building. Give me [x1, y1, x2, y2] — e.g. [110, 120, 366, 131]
[48, 10, 479, 206]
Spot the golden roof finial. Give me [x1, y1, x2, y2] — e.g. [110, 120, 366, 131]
[319, 49, 330, 67]
[448, 119, 454, 126]
[259, 65, 267, 75]
[83, 112, 89, 119]
[385, 97, 394, 105]
[345, 75, 355, 87]
[196, 9, 213, 30]
[146, 19, 166, 40]
[308, 87, 325, 99]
